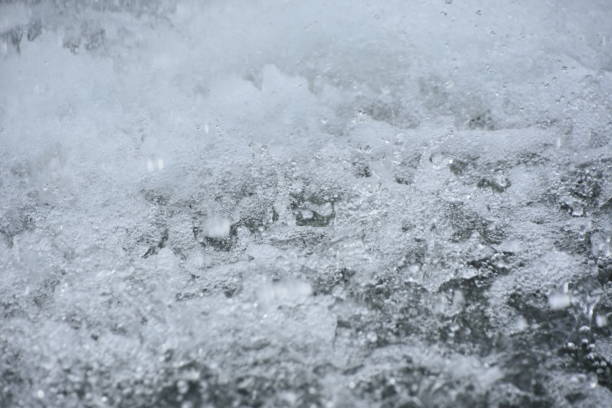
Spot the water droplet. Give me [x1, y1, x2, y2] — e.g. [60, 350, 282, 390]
[177, 380, 188, 394]
[596, 314, 608, 327]
[203, 216, 231, 238]
[548, 292, 571, 310]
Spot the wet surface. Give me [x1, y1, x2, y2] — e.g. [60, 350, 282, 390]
[1, 1, 611, 407]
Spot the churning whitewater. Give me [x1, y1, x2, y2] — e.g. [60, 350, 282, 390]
[1, 1, 611, 407]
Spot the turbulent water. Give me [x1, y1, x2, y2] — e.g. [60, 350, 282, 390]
[1, 1, 611, 407]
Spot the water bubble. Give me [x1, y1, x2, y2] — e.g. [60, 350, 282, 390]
[429, 152, 450, 169]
